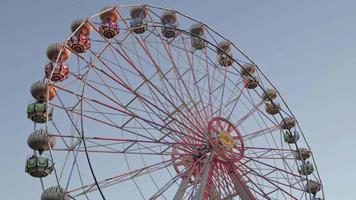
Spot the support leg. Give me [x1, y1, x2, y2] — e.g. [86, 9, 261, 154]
[224, 163, 255, 200]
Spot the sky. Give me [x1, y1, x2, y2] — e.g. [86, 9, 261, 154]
[1, 0, 355, 199]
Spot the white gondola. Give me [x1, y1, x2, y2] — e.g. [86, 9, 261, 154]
[294, 148, 311, 160]
[304, 180, 321, 195]
[283, 130, 300, 143]
[27, 129, 56, 154]
[41, 186, 70, 200]
[70, 18, 92, 36]
[262, 88, 278, 101]
[99, 6, 120, 38]
[45, 43, 70, 82]
[217, 41, 233, 67]
[67, 18, 91, 53]
[190, 23, 206, 50]
[160, 11, 179, 38]
[240, 63, 256, 77]
[46, 43, 70, 62]
[30, 80, 56, 102]
[280, 117, 296, 130]
[130, 5, 148, 34]
[244, 75, 259, 89]
[299, 161, 315, 175]
[265, 101, 281, 115]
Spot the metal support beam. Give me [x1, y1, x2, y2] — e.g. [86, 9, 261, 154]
[225, 163, 255, 200]
[173, 170, 193, 200]
[193, 154, 214, 200]
[209, 186, 222, 200]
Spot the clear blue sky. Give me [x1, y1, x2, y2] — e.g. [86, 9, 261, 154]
[1, 0, 355, 199]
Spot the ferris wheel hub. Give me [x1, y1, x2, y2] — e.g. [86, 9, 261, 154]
[207, 117, 245, 162]
[218, 130, 234, 149]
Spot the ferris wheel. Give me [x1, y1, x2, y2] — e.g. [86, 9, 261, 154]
[25, 4, 325, 200]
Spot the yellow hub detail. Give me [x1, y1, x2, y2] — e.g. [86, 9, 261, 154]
[219, 130, 234, 149]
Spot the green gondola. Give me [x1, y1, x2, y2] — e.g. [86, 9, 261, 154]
[25, 155, 54, 178]
[27, 102, 53, 123]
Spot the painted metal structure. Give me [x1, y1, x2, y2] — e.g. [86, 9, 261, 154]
[25, 4, 324, 200]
